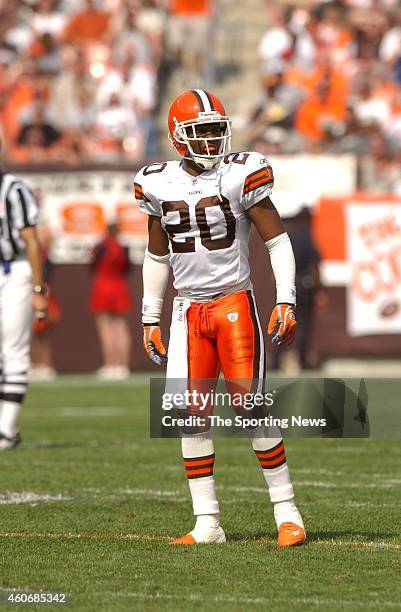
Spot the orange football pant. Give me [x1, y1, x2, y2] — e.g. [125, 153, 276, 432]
[186, 290, 265, 413]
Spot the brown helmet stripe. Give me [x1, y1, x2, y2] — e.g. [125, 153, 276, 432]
[204, 90, 215, 110]
[192, 89, 205, 111]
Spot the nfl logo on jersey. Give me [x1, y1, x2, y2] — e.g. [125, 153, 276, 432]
[226, 312, 238, 322]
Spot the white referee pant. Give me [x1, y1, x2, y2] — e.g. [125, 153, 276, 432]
[0, 259, 33, 403]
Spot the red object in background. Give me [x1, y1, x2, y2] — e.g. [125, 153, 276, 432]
[89, 235, 132, 315]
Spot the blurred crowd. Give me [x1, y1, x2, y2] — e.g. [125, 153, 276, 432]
[3, 0, 401, 193]
[250, 0, 401, 193]
[0, 0, 212, 164]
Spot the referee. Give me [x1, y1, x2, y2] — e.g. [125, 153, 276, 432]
[0, 156, 47, 450]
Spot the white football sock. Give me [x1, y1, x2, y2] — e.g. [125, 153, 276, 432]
[182, 433, 220, 516]
[194, 514, 220, 530]
[0, 401, 22, 438]
[188, 475, 220, 515]
[274, 500, 304, 529]
[250, 428, 294, 503]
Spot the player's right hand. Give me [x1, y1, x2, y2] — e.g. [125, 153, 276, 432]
[143, 324, 167, 366]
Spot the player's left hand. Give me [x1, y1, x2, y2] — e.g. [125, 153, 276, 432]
[268, 304, 297, 346]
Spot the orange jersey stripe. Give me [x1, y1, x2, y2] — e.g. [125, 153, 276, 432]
[244, 166, 273, 185]
[244, 169, 267, 186]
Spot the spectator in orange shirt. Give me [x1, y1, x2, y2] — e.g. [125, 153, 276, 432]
[295, 76, 347, 146]
[63, 0, 110, 45]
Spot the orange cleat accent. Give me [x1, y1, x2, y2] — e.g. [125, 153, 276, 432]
[170, 534, 197, 545]
[278, 522, 306, 547]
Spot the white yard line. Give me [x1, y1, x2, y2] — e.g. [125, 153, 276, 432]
[294, 598, 400, 609]
[58, 407, 131, 417]
[0, 492, 72, 505]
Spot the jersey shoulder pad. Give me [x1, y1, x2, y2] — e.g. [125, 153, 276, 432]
[224, 151, 271, 168]
[134, 161, 169, 217]
[224, 151, 273, 178]
[226, 151, 274, 210]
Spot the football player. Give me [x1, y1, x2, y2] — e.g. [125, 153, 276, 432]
[135, 89, 305, 546]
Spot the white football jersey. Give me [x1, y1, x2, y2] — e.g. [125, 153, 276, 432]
[134, 151, 274, 299]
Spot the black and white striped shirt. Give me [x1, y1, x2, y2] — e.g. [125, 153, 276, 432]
[0, 172, 39, 262]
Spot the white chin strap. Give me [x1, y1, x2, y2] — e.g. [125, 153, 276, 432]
[192, 155, 219, 170]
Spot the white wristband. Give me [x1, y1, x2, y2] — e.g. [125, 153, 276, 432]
[265, 233, 296, 305]
[142, 248, 170, 324]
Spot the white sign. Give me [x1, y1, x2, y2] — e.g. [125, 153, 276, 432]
[269, 155, 356, 217]
[346, 203, 401, 336]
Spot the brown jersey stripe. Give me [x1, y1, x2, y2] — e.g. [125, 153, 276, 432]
[244, 172, 273, 189]
[243, 176, 273, 195]
[244, 166, 273, 184]
[244, 168, 267, 185]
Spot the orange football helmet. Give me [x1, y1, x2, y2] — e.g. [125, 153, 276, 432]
[168, 89, 231, 170]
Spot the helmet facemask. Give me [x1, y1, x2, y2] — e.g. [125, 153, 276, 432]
[170, 112, 232, 170]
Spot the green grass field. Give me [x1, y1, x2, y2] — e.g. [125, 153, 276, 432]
[1, 376, 400, 611]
